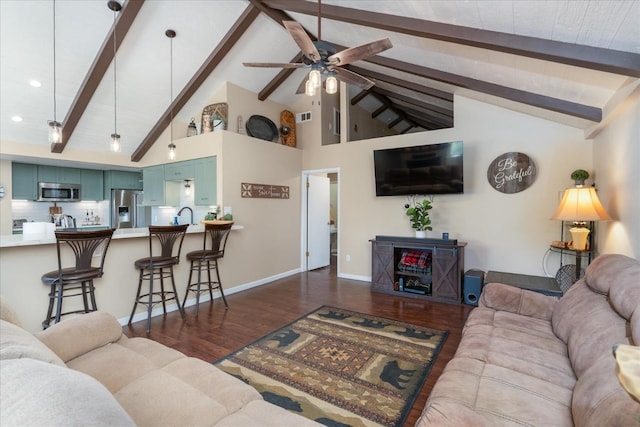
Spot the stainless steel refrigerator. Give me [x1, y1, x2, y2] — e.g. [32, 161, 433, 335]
[111, 189, 151, 229]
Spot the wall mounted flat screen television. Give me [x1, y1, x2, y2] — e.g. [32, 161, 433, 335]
[374, 141, 464, 196]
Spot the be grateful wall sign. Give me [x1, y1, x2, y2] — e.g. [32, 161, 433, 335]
[241, 183, 290, 199]
[487, 152, 537, 194]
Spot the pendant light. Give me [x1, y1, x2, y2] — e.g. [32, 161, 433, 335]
[47, 0, 62, 145]
[108, 0, 122, 152]
[166, 29, 177, 160]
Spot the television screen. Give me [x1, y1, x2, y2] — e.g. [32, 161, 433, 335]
[374, 141, 464, 196]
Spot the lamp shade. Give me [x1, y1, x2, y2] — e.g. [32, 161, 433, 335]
[551, 187, 612, 222]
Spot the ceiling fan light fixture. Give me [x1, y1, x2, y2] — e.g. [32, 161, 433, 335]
[305, 79, 317, 96]
[309, 69, 322, 88]
[326, 74, 338, 94]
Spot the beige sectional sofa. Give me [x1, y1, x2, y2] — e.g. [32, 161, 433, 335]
[417, 253, 640, 426]
[0, 306, 320, 426]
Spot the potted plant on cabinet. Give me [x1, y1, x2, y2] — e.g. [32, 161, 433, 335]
[405, 196, 433, 238]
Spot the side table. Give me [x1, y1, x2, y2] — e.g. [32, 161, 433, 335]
[485, 271, 563, 297]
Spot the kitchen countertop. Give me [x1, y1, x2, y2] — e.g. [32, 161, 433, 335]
[0, 224, 244, 248]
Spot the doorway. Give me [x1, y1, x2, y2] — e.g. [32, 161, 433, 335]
[301, 168, 340, 274]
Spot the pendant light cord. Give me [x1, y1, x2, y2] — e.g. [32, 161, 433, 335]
[169, 34, 173, 142]
[52, 0, 57, 123]
[113, 8, 117, 135]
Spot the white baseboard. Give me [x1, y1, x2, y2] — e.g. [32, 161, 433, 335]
[338, 273, 370, 282]
[119, 268, 302, 326]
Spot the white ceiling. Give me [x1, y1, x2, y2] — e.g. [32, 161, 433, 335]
[1, 0, 638, 159]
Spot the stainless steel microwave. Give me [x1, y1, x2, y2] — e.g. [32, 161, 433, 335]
[38, 182, 81, 202]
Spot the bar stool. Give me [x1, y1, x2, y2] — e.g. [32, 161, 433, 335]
[128, 225, 188, 333]
[41, 229, 115, 329]
[182, 222, 233, 316]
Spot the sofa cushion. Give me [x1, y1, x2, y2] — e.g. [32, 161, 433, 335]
[0, 358, 135, 426]
[0, 297, 21, 326]
[0, 319, 64, 366]
[35, 311, 124, 363]
[572, 353, 640, 426]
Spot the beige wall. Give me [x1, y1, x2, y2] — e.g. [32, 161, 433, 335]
[593, 87, 640, 258]
[0, 132, 302, 332]
[303, 94, 594, 279]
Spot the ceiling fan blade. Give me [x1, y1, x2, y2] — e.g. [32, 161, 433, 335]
[283, 21, 320, 63]
[334, 68, 375, 90]
[328, 38, 392, 66]
[243, 62, 305, 68]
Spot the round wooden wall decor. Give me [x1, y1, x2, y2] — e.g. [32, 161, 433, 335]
[487, 152, 537, 194]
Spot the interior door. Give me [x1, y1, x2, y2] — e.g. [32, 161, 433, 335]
[307, 174, 331, 270]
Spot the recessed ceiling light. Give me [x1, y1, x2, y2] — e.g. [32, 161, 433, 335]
[11, 116, 23, 122]
[29, 80, 42, 88]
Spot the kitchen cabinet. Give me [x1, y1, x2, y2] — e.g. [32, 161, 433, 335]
[142, 166, 165, 205]
[103, 170, 143, 199]
[194, 157, 217, 206]
[142, 165, 179, 206]
[12, 162, 38, 200]
[80, 169, 104, 201]
[38, 165, 81, 184]
[164, 160, 194, 181]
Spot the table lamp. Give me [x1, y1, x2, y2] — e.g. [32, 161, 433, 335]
[550, 186, 612, 250]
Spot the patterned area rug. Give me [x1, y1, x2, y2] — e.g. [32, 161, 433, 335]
[214, 306, 448, 426]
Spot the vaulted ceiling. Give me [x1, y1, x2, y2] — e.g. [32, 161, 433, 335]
[1, 0, 638, 163]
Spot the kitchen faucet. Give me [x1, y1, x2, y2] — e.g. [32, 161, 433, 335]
[177, 207, 195, 225]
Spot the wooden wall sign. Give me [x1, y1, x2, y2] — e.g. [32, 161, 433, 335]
[487, 152, 537, 194]
[241, 183, 290, 199]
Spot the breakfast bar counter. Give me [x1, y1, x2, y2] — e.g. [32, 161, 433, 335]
[0, 223, 243, 332]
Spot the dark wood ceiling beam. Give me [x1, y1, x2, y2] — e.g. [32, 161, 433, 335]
[372, 86, 453, 117]
[371, 103, 390, 118]
[250, 0, 313, 101]
[131, 4, 261, 162]
[264, 0, 640, 77]
[387, 117, 403, 129]
[258, 53, 303, 101]
[396, 102, 453, 126]
[51, 0, 144, 153]
[345, 65, 453, 102]
[350, 89, 370, 105]
[357, 50, 602, 122]
[403, 109, 451, 128]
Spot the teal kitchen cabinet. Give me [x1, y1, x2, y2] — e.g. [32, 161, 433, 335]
[142, 165, 165, 206]
[38, 165, 81, 184]
[12, 162, 38, 200]
[103, 170, 143, 199]
[142, 165, 179, 206]
[194, 157, 217, 206]
[164, 160, 194, 181]
[80, 169, 104, 201]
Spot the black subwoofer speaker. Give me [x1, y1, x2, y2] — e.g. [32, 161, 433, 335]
[463, 269, 485, 306]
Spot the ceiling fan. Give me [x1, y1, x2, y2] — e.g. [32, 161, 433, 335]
[243, 0, 392, 96]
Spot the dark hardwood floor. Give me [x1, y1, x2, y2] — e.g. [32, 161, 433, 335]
[124, 258, 473, 426]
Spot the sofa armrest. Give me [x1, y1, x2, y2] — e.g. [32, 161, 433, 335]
[479, 283, 557, 321]
[34, 311, 124, 363]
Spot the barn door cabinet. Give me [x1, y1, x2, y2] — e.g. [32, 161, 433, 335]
[370, 236, 466, 304]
